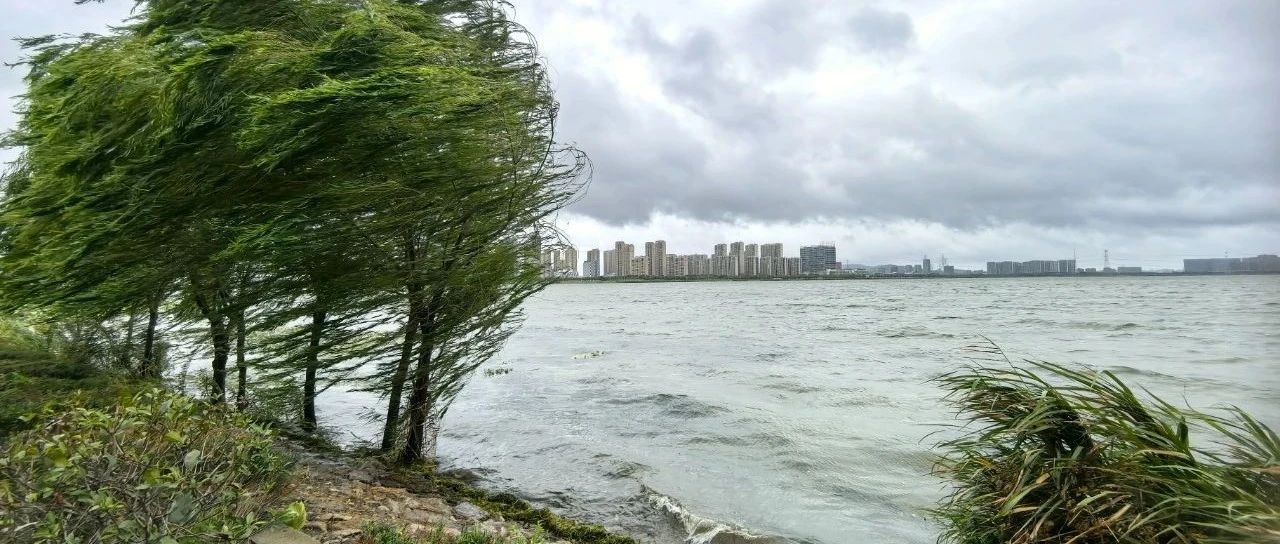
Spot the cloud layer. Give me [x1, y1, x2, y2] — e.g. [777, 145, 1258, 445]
[509, 0, 1278, 266]
[1, 0, 1276, 268]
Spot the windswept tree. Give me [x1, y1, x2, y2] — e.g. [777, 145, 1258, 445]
[1, 0, 585, 461]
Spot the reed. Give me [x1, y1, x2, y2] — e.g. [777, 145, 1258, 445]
[932, 345, 1279, 543]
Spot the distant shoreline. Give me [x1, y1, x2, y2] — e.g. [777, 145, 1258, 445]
[554, 271, 1280, 284]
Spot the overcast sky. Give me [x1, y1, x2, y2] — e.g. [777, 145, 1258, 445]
[2, 1, 1277, 269]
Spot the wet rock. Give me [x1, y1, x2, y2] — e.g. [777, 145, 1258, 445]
[453, 501, 488, 521]
[250, 526, 320, 544]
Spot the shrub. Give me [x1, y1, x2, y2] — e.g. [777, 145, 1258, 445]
[933, 357, 1280, 544]
[0, 389, 294, 542]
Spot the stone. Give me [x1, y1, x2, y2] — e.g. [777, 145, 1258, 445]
[403, 508, 448, 525]
[411, 497, 450, 514]
[302, 521, 327, 532]
[482, 521, 510, 537]
[250, 526, 320, 544]
[453, 501, 488, 521]
[348, 469, 375, 483]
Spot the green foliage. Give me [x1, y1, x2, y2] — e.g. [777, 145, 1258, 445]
[1, 0, 584, 455]
[281, 501, 308, 530]
[0, 389, 294, 542]
[933, 351, 1280, 544]
[0, 317, 148, 437]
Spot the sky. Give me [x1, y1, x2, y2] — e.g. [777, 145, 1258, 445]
[1, 1, 1277, 270]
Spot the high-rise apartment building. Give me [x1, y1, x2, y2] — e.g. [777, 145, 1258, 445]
[745, 244, 758, 258]
[800, 245, 838, 275]
[603, 249, 616, 276]
[645, 240, 667, 276]
[562, 246, 578, 277]
[629, 256, 648, 277]
[614, 241, 634, 277]
[686, 254, 711, 276]
[713, 243, 728, 257]
[922, 258, 932, 274]
[583, 249, 601, 277]
[783, 257, 801, 276]
[760, 243, 783, 259]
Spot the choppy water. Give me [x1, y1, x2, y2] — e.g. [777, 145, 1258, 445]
[318, 275, 1280, 544]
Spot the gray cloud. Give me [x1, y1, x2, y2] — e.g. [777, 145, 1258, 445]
[512, 0, 1279, 242]
[2, 0, 1277, 263]
[847, 7, 914, 53]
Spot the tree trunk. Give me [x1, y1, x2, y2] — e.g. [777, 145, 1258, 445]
[208, 316, 230, 403]
[120, 309, 138, 371]
[382, 236, 422, 451]
[302, 310, 327, 431]
[234, 309, 248, 410]
[142, 296, 160, 378]
[192, 288, 228, 403]
[399, 308, 435, 465]
[380, 311, 419, 451]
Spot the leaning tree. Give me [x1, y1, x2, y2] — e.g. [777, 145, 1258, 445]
[1, 0, 585, 459]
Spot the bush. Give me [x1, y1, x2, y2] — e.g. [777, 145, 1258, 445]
[933, 357, 1280, 544]
[0, 317, 152, 438]
[0, 389, 294, 542]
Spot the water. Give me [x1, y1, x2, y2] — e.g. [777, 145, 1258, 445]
[318, 275, 1280, 544]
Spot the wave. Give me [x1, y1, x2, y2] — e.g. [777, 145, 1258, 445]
[645, 487, 791, 544]
[876, 327, 956, 339]
[603, 393, 729, 419]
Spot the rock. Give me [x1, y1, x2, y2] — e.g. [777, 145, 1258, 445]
[453, 501, 488, 521]
[250, 526, 321, 544]
[482, 521, 511, 537]
[403, 508, 448, 525]
[302, 521, 327, 532]
[410, 497, 450, 514]
[348, 469, 375, 483]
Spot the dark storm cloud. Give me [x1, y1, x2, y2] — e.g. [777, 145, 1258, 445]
[517, 0, 1280, 234]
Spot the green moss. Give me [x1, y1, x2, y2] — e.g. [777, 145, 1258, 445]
[386, 466, 636, 544]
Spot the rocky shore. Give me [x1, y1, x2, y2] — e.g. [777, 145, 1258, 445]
[260, 441, 584, 544]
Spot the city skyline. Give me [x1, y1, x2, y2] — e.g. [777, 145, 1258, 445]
[546, 235, 1279, 278]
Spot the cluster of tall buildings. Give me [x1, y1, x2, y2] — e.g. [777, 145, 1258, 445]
[985, 259, 1079, 275]
[551, 241, 842, 278]
[540, 246, 579, 277]
[1184, 255, 1280, 274]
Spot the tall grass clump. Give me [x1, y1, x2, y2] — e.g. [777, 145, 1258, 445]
[933, 347, 1279, 544]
